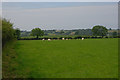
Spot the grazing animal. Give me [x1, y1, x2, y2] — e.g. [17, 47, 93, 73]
[42, 39, 45, 40]
[66, 39, 68, 40]
[62, 38, 65, 40]
[48, 39, 51, 41]
[82, 38, 84, 40]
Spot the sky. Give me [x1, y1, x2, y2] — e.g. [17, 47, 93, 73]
[2, 0, 120, 2]
[2, 2, 118, 31]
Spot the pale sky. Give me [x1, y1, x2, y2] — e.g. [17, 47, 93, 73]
[2, 2, 118, 30]
[2, 0, 120, 2]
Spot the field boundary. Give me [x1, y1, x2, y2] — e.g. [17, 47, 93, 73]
[18, 37, 119, 40]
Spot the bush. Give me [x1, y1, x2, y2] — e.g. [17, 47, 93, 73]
[2, 19, 15, 46]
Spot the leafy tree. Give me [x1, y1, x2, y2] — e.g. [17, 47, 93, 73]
[31, 28, 44, 39]
[2, 19, 15, 46]
[15, 28, 21, 39]
[112, 31, 117, 37]
[109, 28, 112, 30]
[92, 25, 108, 37]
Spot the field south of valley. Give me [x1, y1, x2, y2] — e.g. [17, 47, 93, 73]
[3, 38, 118, 78]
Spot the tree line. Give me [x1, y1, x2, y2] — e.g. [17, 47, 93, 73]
[21, 27, 119, 39]
[21, 25, 119, 39]
[2, 18, 119, 43]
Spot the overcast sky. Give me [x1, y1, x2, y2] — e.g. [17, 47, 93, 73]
[2, 0, 120, 2]
[2, 2, 118, 30]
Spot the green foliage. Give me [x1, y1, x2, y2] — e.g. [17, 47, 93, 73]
[75, 29, 92, 36]
[31, 28, 44, 39]
[112, 31, 117, 37]
[60, 30, 64, 34]
[92, 25, 108, 37]
[109, 28, 112, 30]
[21, 29, 118, 38]
[75, 31, 79, 35]
[21, 31, 31, 37]
[2, 19, 15, 46]
[15, 28, 21, 39]
[2, 41, 19, 78]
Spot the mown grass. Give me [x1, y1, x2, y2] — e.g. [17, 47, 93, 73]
[3, 38, 118, 78]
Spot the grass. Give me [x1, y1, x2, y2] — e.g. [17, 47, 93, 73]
[3, 38, 118, 78]
[2, 40, 19, 78]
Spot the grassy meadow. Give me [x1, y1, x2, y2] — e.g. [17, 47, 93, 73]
[3, 38, 118, 78]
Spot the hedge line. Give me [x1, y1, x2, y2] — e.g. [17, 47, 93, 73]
[18, 36, 120, 40]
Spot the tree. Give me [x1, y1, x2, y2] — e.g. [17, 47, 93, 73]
[15, 28, 21, 39]
[31, 28, 44, 39]
[112, 31, 117, 37]
[92, 25, 108, 37]
[2, 18, 15, 46]
[109, 28, 112, 30]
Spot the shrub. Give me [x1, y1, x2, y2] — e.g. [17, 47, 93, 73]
[2, 19, 15, 46]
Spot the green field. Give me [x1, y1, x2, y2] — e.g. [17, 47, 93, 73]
[6, 39, 118, 78]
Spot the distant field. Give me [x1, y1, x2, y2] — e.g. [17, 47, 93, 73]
[20, 35, 79, 38]
[13, 38, 118, 78]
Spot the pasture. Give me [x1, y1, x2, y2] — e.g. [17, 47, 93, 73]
[13, 38, 118, 78]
